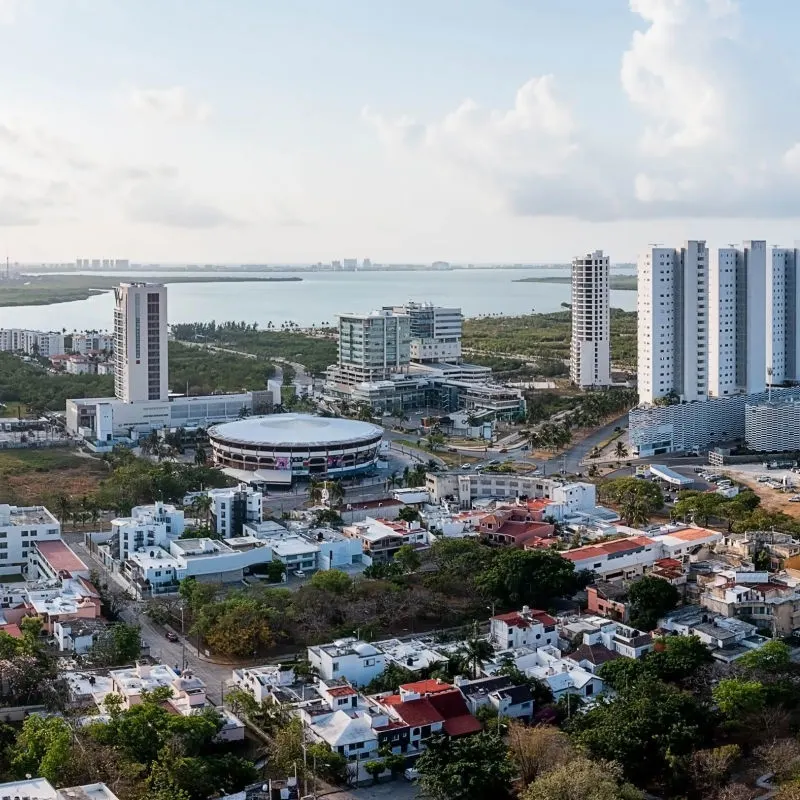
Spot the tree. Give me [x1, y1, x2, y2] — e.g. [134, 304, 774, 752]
[393, 544, 421, 574]
[690, 745, 741, 796]
[648, 635, 713, 682]
[365, 663, 416, 693]
[569, 680, 712, 789]
[475, 548, 581, 608]
[309, 569, 352, 595]
[523, 757, 643, 800]
[712, 678, 766, 719]
[253, 558, 285, 583]
[416, 733, 515, 800]
[737, 640, 791, 673]
[614, 441, 629, 460]
[507, 722, 574, 788]
[627, 576, 680, 630]
[364, 760, 385, 785]
[189, 494, 213, 527]
[9, 714, 74, 785]
[88, 622, 142, 666]
[458, 636, 494, 677]
[598, 477, 664, 526]
[397, 505, 421, 523]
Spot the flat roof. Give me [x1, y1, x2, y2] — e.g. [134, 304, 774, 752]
[209, 413, 383, 447]
[36, 540, 88, 574]
[648, 465, 693, 485]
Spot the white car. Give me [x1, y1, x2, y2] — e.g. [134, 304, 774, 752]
[293, 570, 306, 578]
[790, 496, 800, 503]
[404, 768, 419, 782]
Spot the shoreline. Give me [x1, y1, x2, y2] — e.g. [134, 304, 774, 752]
[0, 275, 303, 308]
[514, 275, 637, 290]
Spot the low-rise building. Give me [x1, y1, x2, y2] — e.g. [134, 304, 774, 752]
[489, 607, 558, 650]
[586, 582, 630, 622]
[342, 517, 427, 563]
[457, 675, 534, 721]
[478, 506, 555, 547]
[562, 536, 660, 580]
[111, 502, 184, 563]
[308, 638, 387, 686]
[231, 664, 297, 703]
[0, 778, 120, 800]
[0, 503, 61, 578]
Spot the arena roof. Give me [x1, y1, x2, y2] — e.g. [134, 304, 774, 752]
[208, 414, 383, 448]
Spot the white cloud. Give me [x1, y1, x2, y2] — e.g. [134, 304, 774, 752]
[0, 0, 26, 25]
[128, 86, 211, 123]
[124, 182, 239, 229]
[365, 0, 800, 221]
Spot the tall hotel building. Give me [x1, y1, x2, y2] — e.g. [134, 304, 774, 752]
[637, 241, 709, 404]
[113, 283, 168, 403]
[570, 250, 611, 388]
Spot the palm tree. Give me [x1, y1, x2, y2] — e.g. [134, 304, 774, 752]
[238, 405, 251, 419]
[190, 495, 213, 528]
[621, 497, 651, 528]
[614, 441, 629, 460]
[387, 473, 401, 490]
[326, 479, 345, 508]
[194, 446, 208, 466]
[308, 477, 324, 505]
[458, 637, 494, 678]
[53, 493, 71, 525]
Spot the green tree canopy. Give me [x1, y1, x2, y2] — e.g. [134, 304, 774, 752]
[416, 733, 515, 800]
[523, 757, 643, 800]
[627, 576, 680, 631]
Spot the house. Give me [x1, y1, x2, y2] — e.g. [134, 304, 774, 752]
[32, 539, 90, 581]
[586, 582, 630, 622]
[456, 675, 534, 720]
[651, 526, 722, 561]
[562, 536, 660, 580]
[53, 618, 107, 654]
[478, 506, 555, 547]
[566, 643, 621, 673]
[341, 517, 427, 563]
[231, 664, 296, 703]
[489, 606, 559, 650]
[307, 638, 387, 686]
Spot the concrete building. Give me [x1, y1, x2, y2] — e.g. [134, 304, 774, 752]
[0, 778, 121, 800]
[208, 484, 263, 537]
[570, 250, 611, 388]
[767, 247, 800, 385]
[708, 247, 738, 397]
[110, 502, 184, 563]
[637, 241, 709, 404]
[71, 331, 114, 354]
[330, 309, 411, 386]
[489, 607, 559, 650]
[308, 637, 387, 686]
[0, 328, 65, 357]
[746, 397, 800, 451]
[113, 282, 168, 403]
[391, 301, 463, 364]
[0, 503, 61, 578]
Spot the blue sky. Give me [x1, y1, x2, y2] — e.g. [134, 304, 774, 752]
[0, 0, 799, 263]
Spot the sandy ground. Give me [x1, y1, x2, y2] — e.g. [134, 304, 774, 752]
[717, 463, 800, 519]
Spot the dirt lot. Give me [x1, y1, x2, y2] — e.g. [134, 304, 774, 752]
[721, 464, 800, 519]
[0, 447, 109, 507]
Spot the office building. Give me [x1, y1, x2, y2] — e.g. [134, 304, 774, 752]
[330, 309, 410, 386]
[637, 241, 709, 404]
[113, 282, 168, 403]
[570, 250, 611, 388]
[391, 301, 463, 364]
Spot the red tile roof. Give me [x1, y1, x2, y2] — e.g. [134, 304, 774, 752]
[0, 623, 22, 639]
[327, 686, 357, 698]
[492, 609, 556, 628]
[399, 678, 454, 696]
[562, 536, 656, 562]
[443, 715, 483, 736]
[393, 698, 443, 727]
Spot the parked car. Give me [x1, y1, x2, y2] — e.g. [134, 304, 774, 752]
[293, 570, 306, 578]
[404, 768, 419, 782]
[165, 631, 179, 642]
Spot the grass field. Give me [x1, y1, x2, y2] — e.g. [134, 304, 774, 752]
[0, 447, 109, 506]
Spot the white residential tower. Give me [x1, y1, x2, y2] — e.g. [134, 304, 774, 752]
[570, 250, 611, 388]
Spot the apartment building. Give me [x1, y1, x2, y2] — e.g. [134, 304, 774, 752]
[767, 247, 800, 384]
[110, 502, 184, 562]
[637, 241, 708, 404]
[113, 282, 168, 403]
[570, 250, 611, 388]
[0, 503, 61, 578]
[208, 484, 263, 537]
[0, 328, 65, 356]
[390, 301, 463, 364]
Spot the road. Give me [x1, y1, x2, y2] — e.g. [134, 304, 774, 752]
[70, 536, 233, 704]
[542, 413, 629, 475]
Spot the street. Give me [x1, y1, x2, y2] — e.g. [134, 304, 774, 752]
[70, 537, 234, 704]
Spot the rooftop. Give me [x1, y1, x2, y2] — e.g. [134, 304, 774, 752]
[35, 540, 88, 575]
[0, 503, 59, 528]
[562, 536, 656, 562]
[209, 413, 383, 447]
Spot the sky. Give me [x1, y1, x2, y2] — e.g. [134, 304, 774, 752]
[0, 0, 799, 264]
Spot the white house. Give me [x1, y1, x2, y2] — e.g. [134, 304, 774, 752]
[497, 645, 604, 700]
[562, 535, 661, 580]
[308, 638, 387, 686]
[111, 502, 184, 563]
[231, 664, 296, 703]
[489, 607, 559, 650]
[0, 778, 120, 800]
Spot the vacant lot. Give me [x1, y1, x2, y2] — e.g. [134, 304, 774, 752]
[0, 448, 109, 506]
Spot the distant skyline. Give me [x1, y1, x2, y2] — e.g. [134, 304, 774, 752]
[1, 0, 799, 263]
